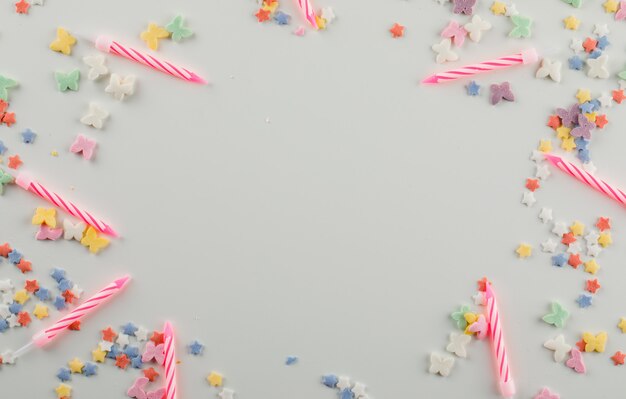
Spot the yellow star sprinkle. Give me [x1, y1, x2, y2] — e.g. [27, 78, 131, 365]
[604, 0, 619, 12]
[68, 357, 85, 373]
[207, 372, 223, 387]
[584, 112, 597, 122]
[584, 259, 600, 274]
[583, 331, 607, 353]
[576, 89, 591, 104]
[556, 126, 571, 140]
[32, 207, 57, 227]
[262, 2, 279, 13]
[516, 243, 532, 258]
[92, 347, 107, 363]
[33, 304, 49, 320]
[13, 289, 30, 305]
[618, 318, 626, 333]
[315, 15, 327, 30]
[539, 140, 552, 153]
[49, 27, 77, 55]
[564, 15, 580, 30]
[51, 150, 58, 157]
[55, 383, 72, 398]
[490, 1, 507, 15]
[598, 232, 612, 247]
[570, 221, 585, 236]
[561, 136, 576, 152]
[140, 23, 170, 51]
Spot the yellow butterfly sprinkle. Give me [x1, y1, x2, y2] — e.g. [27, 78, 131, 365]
[583, 331, 607, 353]
[80, 226, 110, 254]
[140, 23, 170, 51]
[32, 207, 57, 227]
[49, 27, 77, 55]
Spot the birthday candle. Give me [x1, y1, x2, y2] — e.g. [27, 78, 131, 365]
[485, 282, 515, 398]
[296, 0, 318, 29]
[14, 172, 117, 237]
[163, 321, 178, 399]
[95, 35, 207, 84]
[421, 48, 538, 84]
[545, 153, 626, 206]
[14, 276, 131, 358]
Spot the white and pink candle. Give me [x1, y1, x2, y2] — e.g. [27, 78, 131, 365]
[485, 282, 515, 398]
[296, 0, 318, 29]
[163, 321, 178, 399]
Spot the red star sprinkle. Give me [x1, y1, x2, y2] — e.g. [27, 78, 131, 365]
[255, 8, 271, 22]
[477, 277, 490, 292]
[68, 320, 81, 331]
[389, 23, 405, 38]
[595, 114, 608, 128]
[561, 232, 576, 245]
[16, 259, 31, 273]
[115, 354, 130, 369]
[102, 327, 117, 342]
[582, 37, 597, 52]
[576, 339, 586, 352]
[17, 311, 31, 326]
[525, 178, 540, 192]
[596, 217, 611, 231]
[143, 367, 160, 382]
[547, 115, 561, 129]
[613, 89, 626, 104]
[568, 253, 582, 269]
[0, 100, 8, 114]
[150, 331, 165, 345]
[612, 351, 626, 365]
[24, 279, 39, 293]
[586, 279, 601, 294]
[62, 290, 76, 304]
[8, 155, 22, 169]
[15, 0, 29, 14]
[0, 243, 12, 257]
[1, 112, 16, 126]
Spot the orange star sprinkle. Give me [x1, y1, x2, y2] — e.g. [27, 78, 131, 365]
[596, 217, 611, 231]
[576, 339, 586, 352]
[115, 354, 130, 369]
[102, 327, 117, 341]
[586, 279, 601, 293]
[143, 367, 159, 382]
[17, 311, 31, 326]
[477, 277, 490, 292]
[24, 279, 39, 293]
[389, 23, 405, 38]
[547, 115, 561, 129]
[525, 178, 540, 192]
[0, 243, 12, 257]
[561, 232, 576, 245]
[8, 155, 22, 169]
[568, 253, 582, 269]
[613, 89, 626, 104]
[150, 331, 165, 345]
[612, 351, 626, 365]
[62, 289, 76, 304]
[583, 38, 597, 52]
[15, 0, 29, 14]
[255, 8, 271, 22]
[1, 112, 16, 126]
[16, 259, 31, 273]
[595, 114, 608, 128]
[68, 320, 81, 330]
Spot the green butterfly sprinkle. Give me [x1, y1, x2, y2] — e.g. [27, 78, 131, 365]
[55, 69, 80, 92]
[509, 15, 533, 38]
[0, 75, 18, 102]
[542, 301, 569, 328]
[618, 69, 626, 81]
[166, 15, 193, 42]
[0, 169, 15, 195]
[451, 304, 471, 330]
[562, 0, 582, 8]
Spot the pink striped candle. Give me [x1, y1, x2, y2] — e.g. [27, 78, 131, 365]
[421, 48, 538, 84]
[14, 276, 131, 358]
[485, 282, 515, 398]
[95, 35, 207, 84]
[296, 0, 318, 29]
[15, 172, 118, 237]
[163, 321, 178, 399]
[545, 153, 626, 206]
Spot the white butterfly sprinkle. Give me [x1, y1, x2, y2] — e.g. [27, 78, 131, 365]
[105, 74, 136, 101]
[429, 352, 455, 376]
[446, 332, 471, 358]
[535, 58, 562, 83]
[63, 219, 86, 241]
[80, 103, 109, 129]
[83, 54, 109, 80]
[464, 15, 492, 42]
[586, 54, 610, 79]
[543, 335, 571, 362]
[431, 39, 458, 64]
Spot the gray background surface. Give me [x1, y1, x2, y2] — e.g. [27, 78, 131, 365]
[1, 0, 626, 397]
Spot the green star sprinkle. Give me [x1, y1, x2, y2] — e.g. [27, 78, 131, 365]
[55, 69, 80, 92]
[451, 305, 471, 330]
[0, 75, 18, 102]
[509, 15, 533, 38]
[165, 15, 193, 42]
[542, 301, 570, 328]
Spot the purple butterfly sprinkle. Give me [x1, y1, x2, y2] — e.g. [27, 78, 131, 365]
[555, 104, 580, 128]
[453, 0, 476, 15]
[570, 113, 595, 140]
[490, 82, 515, 105]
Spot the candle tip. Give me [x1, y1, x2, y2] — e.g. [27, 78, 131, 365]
[189, 72, 208, 85]
[421, 75, 438, 84]
[114, 275, 132, 288]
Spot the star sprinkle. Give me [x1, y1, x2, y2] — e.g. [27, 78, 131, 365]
[13, 289, 29, 304]
[596, 217, 610, 231]
[115, 354, 130, 369]
[521, 191, 536, 206]
[322, 374, 338, 388]
[568, 253, 582, 268]
[446, 332, 471, 357]
[117, 333, 130, 347]
[431, 39, 458, 63]
[544, 335, 571, 362]
[583, 331, 607, 352]
[102, 327, 117, 341]
[516, 243, 532, 258]
[17, 311, 31, 326]
[587, 244, 601, 257]
[135, 326, 149, 341]
[466, 81, 480, 96]
[584, 259, 600, 274]
[68, 357, 85, 373]
[188, 340, 204, 355]
[463, 15, 491, 42]
[55, 383, 72, 398]
[33, 303, 48, 319]
[585, 279, 601, 293]
[57, 367, 71, 382]
[538, 140, 552, 153]
[20, 128, 36, 144]
[577, 294, 592, 308]
[207, 371, 224, 387]
[613, 89, 626, 104]
[273, 11, 291, 25]
[255, 8, 271, 22]
[8, 155, 22, 169]
[552, 222, 568, 236]
[429, 352, 455, 376]
[541, 239, 557, 253]
[568, 56, 584, 70]
[55, 70, 80, 92]
[539, 207, 553, 223]
[618, 318, 626, 333]
[143, 367, 159, 382]
[140, 23, 170, 50]
[547, 115, 561, 129]
[576, 89, 591, 104]
[49, 28, 77, 55]
[563, 15, 580, 30]
[105, 74, 135, 101]
[569, 221, 584, 236]
[15, 0, 30, 14]
[610, 351, 626, 366]
[150, 330, 164, 345]
[490, 1, 506, 15]
[552, 253, 568, 267]
[595, 114, 608, 128]
[122, 322, 138, 336]
[53, 296, 67, 310]
[91, 347, 106, 362]
[389, 23, 405, 38]
[505, 3, 518, 15]
[598, 232, 612, 247]
[604, 0, 619, 12]
[218, 388, 235, 399]
[321, 7, 335, 23]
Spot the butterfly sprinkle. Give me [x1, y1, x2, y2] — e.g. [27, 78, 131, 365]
[165, 15, 193, 42]
[55, 69, 80, 92]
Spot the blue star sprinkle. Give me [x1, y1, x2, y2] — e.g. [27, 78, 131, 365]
[551, 253, 568, 267]
[106, 344, 121, 360]
[589, 99, 601, 111]
[568, 56, 584, 70]
[577, 294, 592, 308]
[57, 367, 71, 382]
[8, 250, 22, 264]
[188, 340, 204, 356]
[579, 102, 595, 114]
[574, 137, 589, 150]
[321, 374, 339, 388]
[466, 80, 480, 96]
[20, 129, 36, 144]
[9, 302, 22, 314]
[596, 36, 610, 50]
[53, 295, 67, 311]
[340, 388, 354, 399]
[131, 355, 143, 369]
[578, 148, 591, 163]
[57, 278, 73, 292]
[0, 140, 6, 155]
[273, 11, 291, 25]
[124, 346, 140, 358]
[50, 268, 66, 282]
[285, 356, 298, 365]
[122, 322, 138, 336]
[83, 362, 98, 376]
[0, 319, 8, 333]
[588, 49, 602, 59]
[35, 287, 51, 301]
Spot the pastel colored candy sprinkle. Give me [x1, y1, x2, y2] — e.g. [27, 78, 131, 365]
[207, 371, 224, 387]
[577, 294, 592, 308]
[165, 15, 193, 41]
[389, 23, 404, 38]
[451, 304, 471, 329]
[515, 243, 532, 258]
[83, 54, 109, 80]
[56, 367, 71, 382]
[188, 340, 204, 355]
[0, 76, 17, 102]
[49, 28, 76, 55]
[429, 352, 455, 376]
[285, 356, 298, 365]
[563, 15, 580, 30]
[566, 348, 586, 373]
[105, 74, 136, 101]
[70, 134, 97, 160]
[562, 0, 582, 7]
[490, 82, 515, 105]
[583, 331, 607, 352]
[55, 383, 72, 398]
[15, 0, 29, 14]
[464, 15, 491, 42]
[55, 69, 80, 92]
[80, 226, 110, 254]
[611, 351, 626, 365]
[140, 23, 170, 50]
[466, 81, 480, 96]
[80, 103, 109, 129]
[542, 302, 569, 327]
[441, 20, 467, 47]
[534, 387, 560, 399]
[0, 169, 15, 194]
[509, 15, 532, 38]
[452, 0, 476, 15]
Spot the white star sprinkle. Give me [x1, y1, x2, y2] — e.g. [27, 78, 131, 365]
[505, 3, 519, 16]
[351, 382, 367, 398]
[536, 164, 551, 180]
[541, 239, 557, 253]
[135, 326, 149, 341]
[522, 191, 536, 207]
[472, 292, 486, 306]
[99, 340, 114, 351]
[567, 242, 582, 254]
[594, 23, 610, 36]
[321, 7, 335, 23]
[598, 92, 614, 108]
[552, 222, 568, 236]
[530, 150, 545, 163]
[218, 388, 235, 399]
[585, 230, 600, 244]
[336, 376, 352, 391]
[0, 279, 14, 292]
[587, 244, 601, 257]
[570, 38, 584, 53]
[116, 333, 130, 347]
[539, 207, 553, 223]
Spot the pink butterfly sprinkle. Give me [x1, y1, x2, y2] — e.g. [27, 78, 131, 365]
[69, 134, 97, 160]
[146, 388, 166, 399]
[293, 26, 306, 36]
[616, 1, 626, 20]
[35, 225, 63, 241]
[127, 377, 149, 399]
[566, 348, 586, 374]
[142, 341, 165, 364]
[468, 314, 488, 339]
[534, 387, 560, 399]
[441, 20, 467, 47]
